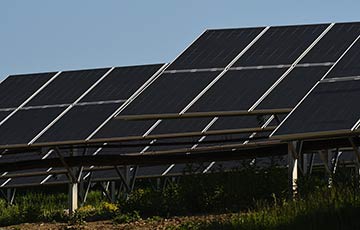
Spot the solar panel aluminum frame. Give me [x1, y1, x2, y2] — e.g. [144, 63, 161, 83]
[164, 30, 207, 72]
[189, 23, 334, 146]
[27, 67, 115, 146]
[88, 27, 269, 146]
[74, 28, 270, 182]
[271, 34, 360, 141]
[0, 64, 166, 150]
[174, 23, 334, 173]
[85, 63, 168, 141]
[249, 23, 334, 111]
[119, 27, 271, 177]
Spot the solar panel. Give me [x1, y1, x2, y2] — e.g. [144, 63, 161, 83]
[167, 27, 265, 70]
[0, 72, 56, 109]
[325, 39, 360, 79]
[233, 24, 328, 67]
[92, 119, 156, 140]
[122, 71, 221, 115]
[187, 68, 287, 112]
[272, 79, 360, 139]
[25, 68, 110, 106]
[2, 22, 360, 190]
[0, 107, 64, 146]
[299, 22, 360, 63]
[80, 64, 164, 103]
[256, 66, 331, 109]
[150, 118, 213, 135]
[35, 104, 123, 144]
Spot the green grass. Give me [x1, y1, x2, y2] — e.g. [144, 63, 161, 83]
[174, 186, 360, 230]
[0, 163, 359, 228]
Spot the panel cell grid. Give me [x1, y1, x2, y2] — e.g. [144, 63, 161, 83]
[273, 80, 360, 137]
[25, 68, 110, 106]
[233, 24, 328, 67]
[188, 68, 287, 112]
[325, 39, 360, 79]
[167, 27, 265, 70]
[80, 64, 163, 103]
[35, 103, 123, 144]
[0, 72, 55, 109]
[300, 22, 360, 63]
[0, 107, 64, 146]
[257, 66, 331, 109]
[122, 71, 220, 115]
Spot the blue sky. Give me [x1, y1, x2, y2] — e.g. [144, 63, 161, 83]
[1, 0, 359, 79]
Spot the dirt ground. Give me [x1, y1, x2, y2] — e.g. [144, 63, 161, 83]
[1, 213, 233, 230]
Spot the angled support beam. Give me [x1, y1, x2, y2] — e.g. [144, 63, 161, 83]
[99, 182, 112, 202]
[80, 173, 93, 205]
[307, 153, 315, 175]
[130, 166, 139, 192]
[114, 166, 131, 192]
[6, 188, 16, 205]
[54, 147, 77, 183]
[331, 149, 341, 175]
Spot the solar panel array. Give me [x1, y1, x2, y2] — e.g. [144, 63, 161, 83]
[1, 22, 360, 188]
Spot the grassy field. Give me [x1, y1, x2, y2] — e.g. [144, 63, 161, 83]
[0, 162, 359, 229]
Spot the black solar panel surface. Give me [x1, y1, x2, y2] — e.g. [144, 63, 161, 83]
[188, 68, 287, 112]
[0, 107, 64, 146]
[257, 66, 331, 109]
[36, 104, 122, 144]
[0, 72, 55, 109]
[122, 71, 220, 115]
[300, 22, 360, 63]
[167, 27, 265, 70]
[273, 80, 360, 137]
[233, 24, 328, 67]
[325, 39, 360, 78]
[91, 119, 155, 140]
[25, 68, 109, 106]
[0, 111, 11, 122]
[80, 64, 163, 103]
[150, 118, 213, 135]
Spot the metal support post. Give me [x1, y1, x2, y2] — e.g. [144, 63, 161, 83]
[69, 183, 78, 214]
[288, 141, 299, 197]
[110, 181, 116, 203]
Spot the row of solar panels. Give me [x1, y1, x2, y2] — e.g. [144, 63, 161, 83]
[1, 22, 360, 188]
